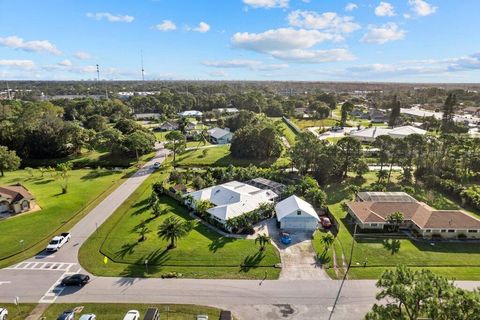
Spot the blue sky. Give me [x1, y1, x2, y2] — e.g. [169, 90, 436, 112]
[0, 0, 479, 82]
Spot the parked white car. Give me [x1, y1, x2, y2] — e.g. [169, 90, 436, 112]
[123, 310, 140, 320]
[79, 314, 96, 320]
[0, 307, 8, 320]
[196, 316, 209, 320]
[46, 232, 71, 252]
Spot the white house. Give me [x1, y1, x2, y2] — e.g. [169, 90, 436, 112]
[350, 125, 427, 142]
[185, 181, 277, 227]
[275, 195, 319, 231]
[178, 110, 203, 117]
[208, 127, 233, 144]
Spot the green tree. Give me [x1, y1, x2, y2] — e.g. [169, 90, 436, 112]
[340, 101, 354, 126]
[124, 130, 156, 161]
[354, 159, 369, 178]
[441, 93, 456, 133]
[386, 211, 404, 231]
[137, 224, 151, 242]
[165, 130, 186, 162]
[321, 232, 335, 253]
[336, 137, 362, 178]
[388, 95, 401, 127]
[0, 145, 21, 176]
[56, 161, 73, 194]
[255, 234, 271, 251]
[194, 199, 214, 218]
[157, 216, 194, 249]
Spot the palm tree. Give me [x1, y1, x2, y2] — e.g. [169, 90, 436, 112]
[386, 211, 404, 232]
[158, 217, 194, 249]
[137, 224, 151, 242]
[321, 233, 335, 253]
[255, 234, 271, 251]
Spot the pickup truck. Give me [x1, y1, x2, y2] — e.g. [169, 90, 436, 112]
[46, 233, 71, 252]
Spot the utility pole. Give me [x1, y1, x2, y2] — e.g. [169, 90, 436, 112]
[96, 64, 108, 99]
[5, 81, 12, 100]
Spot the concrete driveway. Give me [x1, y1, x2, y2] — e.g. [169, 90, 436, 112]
[252, 219, 329, 280]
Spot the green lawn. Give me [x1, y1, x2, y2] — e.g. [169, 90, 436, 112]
[314, 172, 480, 280]
[79, 169, 281, 279]
[0, 304, 36, 320]
[155, 130, 212, 148]
[0, 168, 126, 268]
[292, 118, 339, 130]
[273, 118, 297, 146]
[175, 145, 290, 168]
[42, 303, 223, 320]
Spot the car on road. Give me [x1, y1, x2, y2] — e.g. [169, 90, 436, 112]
[46, 232, 71, 252]
[153, 162, 161, 169]
[320, 216, 332, 229]
[0, 307, 8, 320]
[123, 310, 140, 320]
[61, 273, 90, 286]
[79, 314, 97, 320]
[57, 310, 75, 320]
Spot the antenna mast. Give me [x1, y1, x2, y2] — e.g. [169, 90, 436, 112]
[5, 81, 12, 100]
[141, 50, 145, 82]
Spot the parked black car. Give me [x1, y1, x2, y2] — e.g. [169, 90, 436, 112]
[61, 274, 90, 286]
[57, 310, 75, 320]
[143, 307, 160, 320]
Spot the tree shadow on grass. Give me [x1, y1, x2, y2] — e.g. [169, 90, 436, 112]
[382, 239, 401, 255]
[131, 199, 151, 216]
[117, 248, 171, 284]
[239, 251, 265, 273]
[115, 242, 140, 259]
[80, 169, 116, 180]
[33, 178, 54, 185]
[208, 237, 235, 253]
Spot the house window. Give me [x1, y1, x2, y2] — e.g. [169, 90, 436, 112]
[448, 229, 455, 233]
[468, 230, 478, 233]
[297, 210, 301, 215]
[425, 229, 431, 233]
[441, 229, 446, 233]
[370, 223, 378, 227]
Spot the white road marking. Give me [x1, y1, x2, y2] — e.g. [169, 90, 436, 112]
[0, 281, 12, 286]
[7, 262, 76, 272]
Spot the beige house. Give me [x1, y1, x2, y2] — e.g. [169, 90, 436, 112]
[346, 192, 480, 239]
[0, 184, 36, 214]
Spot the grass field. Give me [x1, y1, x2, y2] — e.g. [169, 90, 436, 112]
[292, 118, 339, 130]
[0, 304, 36, 320]
[79, 169, 281, 279]
[314, 172, 480, 280]
[0, 168, 126, 268]
[273, 118, 297, 146]
[175, 144, 290, 168]
[154, 131, 211, 148]
[42, 303, 224, 320]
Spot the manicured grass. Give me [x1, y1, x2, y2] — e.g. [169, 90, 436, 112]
[292, 118, 339, 130]
[274, 119, 297, 146]
[155, 130, 211, 148]
[0, 168, 126, 267]
[42, 303, 223, 320]
[175, 145, 289, 168]
[80, 169, 281, 279]
[0, 303, 37, 320]
[314, 172, 480, 280]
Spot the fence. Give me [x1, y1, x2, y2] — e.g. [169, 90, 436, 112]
[282, 116, 301, 134]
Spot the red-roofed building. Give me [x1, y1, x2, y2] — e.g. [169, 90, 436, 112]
[0, 184, 36, 214]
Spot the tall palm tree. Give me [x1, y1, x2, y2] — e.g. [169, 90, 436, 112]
[138, 225, 151, 242]
[321, 233, 335, 253]
[158, 217, 193, 249]
[255, 234, 271, 251]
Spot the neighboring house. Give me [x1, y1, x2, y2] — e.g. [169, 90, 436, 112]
[185, 121, 197, 131]
[351, 108, 369, 119]
[346, 192, 480, 239]
[185, 181, 278, 227]
[215, 108, 239, 114]
[208, 127, 233, 144]
[464, 106, 480, 116]
[294, 108, 309, 118]
[369, 108, 388, 123]
[156, 121, 179, 131]
[133, 113, 161, 120]
[0, 184, 36, 214]
[275, 195, 320, 231]
[178, 110, 203, 117]
[246, 177, 287, 196]
[349, 125, 427, 142]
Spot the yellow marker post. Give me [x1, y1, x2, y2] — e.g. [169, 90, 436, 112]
[103, 256, 108, 264]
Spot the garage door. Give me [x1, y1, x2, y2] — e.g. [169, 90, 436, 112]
[282, 218, 317, 230]
[0, 202, 9, 213]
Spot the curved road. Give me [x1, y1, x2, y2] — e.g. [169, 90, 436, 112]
[0, 143, 479, 319]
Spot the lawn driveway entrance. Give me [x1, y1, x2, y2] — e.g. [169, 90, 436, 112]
[251, 219, 330, 280]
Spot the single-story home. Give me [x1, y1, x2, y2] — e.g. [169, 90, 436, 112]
[346, 192, 480, 239]
[369, 109, 388, 123]
[0, 184, 36, 214]
[350, 125, 427, 142]
[156, 121, 179, 131]
[215, 108, 239, 114]
[133, 113, 161, 120]
[275, 195, 319, 231]
[246, 177, 287, 196]
[208, 127, 233, 144]
[185, 181, 278, 227]
[178, 110, 203, 117]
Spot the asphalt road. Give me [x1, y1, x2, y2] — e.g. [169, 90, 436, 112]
[1, 143, 480, 319]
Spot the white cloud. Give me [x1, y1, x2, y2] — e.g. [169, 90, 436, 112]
[203, 59, 288, 70]
[193, 22, 210, 33]
[58, 59, 72, 67]
[287, 10, 360, 34]
[74, 51, 91, 60]
[408, 0, 437, 16]
[243, 0, 288, 9]
[0, 35, 62, 55]
[375, 2, 396, 17]
[269, 48, 355, 63]
[232, 28, 341, 52]
[361, 23, 405, 44]
[154, 20, 177, 31]
[0, 59, 35, 69]
[345, 3, 358, 12]
[86, 12, 134, 23]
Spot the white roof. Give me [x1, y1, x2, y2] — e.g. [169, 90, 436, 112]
[275, 195, 319, 221]
[389, 125, 427, 136]
[178, 110, 203, 116]
[187, 181, 277, 221]
[350, 126, 426, 140]
[208, 127, 232, 139]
